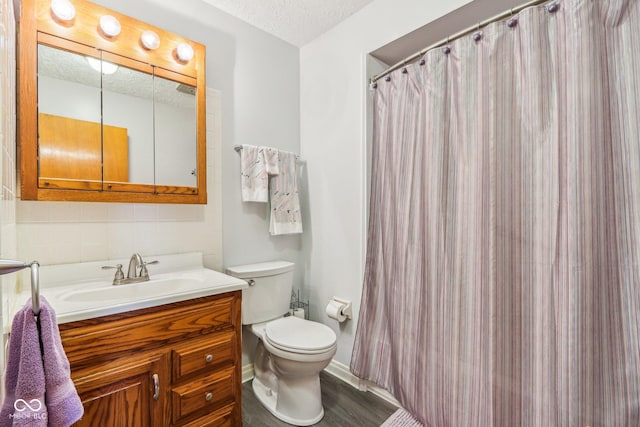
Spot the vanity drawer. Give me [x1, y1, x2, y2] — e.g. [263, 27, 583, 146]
[172, 331, 235, 382]
[171, 366, 235, 424]
[180, 403, 234, 427]
[60, 295, 236, 367]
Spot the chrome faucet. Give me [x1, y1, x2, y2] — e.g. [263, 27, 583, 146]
[102, 253, 159, 285]
[127, 253, 144, 279]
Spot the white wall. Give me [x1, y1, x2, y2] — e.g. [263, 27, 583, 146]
[39, 75, 156, 184]
[11, 0, 481, 372]
[16, 88, 222, 267]
[300, 0, 473, 366]
[89, 0, 303, 274]
[39, 75, 197, 186]
[0, 0, 18, 402]
[14, 0, 301, 365]
[17, 0, 301, 268]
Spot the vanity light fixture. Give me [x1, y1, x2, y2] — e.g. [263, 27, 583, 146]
[86, 57, 118, 75]
[99, 15, 121, 37]
[50, 0, 76, 22]
[176, 43, 194, 62]
[140, 30, 160, 50]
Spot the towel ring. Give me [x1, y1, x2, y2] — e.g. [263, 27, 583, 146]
[0, 260, 40, 315]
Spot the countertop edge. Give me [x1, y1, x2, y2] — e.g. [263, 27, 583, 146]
[55, 282, 248, 324]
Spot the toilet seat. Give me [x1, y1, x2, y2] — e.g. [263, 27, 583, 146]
[265, 316, 336, 355]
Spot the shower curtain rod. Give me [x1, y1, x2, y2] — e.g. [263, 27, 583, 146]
[370, 0, 551, 85]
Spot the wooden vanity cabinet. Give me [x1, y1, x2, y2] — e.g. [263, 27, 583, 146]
[71, 353, 167, 427]
[58, 292, 242, 427]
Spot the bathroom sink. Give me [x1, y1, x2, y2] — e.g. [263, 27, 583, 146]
[22, 253, 248, 324]
[58, 275, 205, 303]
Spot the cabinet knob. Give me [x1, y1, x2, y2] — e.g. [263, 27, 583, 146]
[205, 354, 213, 363]
[205, 392, 213, 401]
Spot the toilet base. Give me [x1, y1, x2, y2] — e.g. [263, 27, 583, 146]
[252, 376, 325, 426]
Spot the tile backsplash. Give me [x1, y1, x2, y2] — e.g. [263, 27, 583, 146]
[1, 0, 17, 399]
[15, 89, 223, 274]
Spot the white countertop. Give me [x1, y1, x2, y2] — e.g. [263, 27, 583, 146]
[11, 253, 247, 324]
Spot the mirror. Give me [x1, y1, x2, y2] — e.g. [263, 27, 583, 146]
[153, 75, 197, 188]
[37, 45, 103, 190]
[101, 54, 155, 190]
[19, 0, 206, 203]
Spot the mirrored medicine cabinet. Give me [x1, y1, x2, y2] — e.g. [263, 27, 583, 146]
[19, 0, 207, 204]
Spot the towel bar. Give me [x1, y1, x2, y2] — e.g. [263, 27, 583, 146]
[0, 259, 40, 315]
[233, 145, 304, 162]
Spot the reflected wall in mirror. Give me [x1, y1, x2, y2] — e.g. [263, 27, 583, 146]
[101, 56, 154, 190]
[154, 76, 197, 188]
[20, 0, 206, 204]
[37, 44, 103, 190]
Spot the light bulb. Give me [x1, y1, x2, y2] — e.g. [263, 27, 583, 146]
[50, 0, 75, 22]
[99, 15, 121, 38]
[176, 43, 194, 62]
[86, 57, 118, 75]
[141, 31, 160, 50]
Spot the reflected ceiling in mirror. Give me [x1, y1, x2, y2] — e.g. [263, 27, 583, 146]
[39, 45, 198, 111]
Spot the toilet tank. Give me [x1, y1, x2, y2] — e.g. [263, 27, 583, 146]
[226, 261, 295, 325]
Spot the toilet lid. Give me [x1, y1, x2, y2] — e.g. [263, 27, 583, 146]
[265, 316, 337, 352]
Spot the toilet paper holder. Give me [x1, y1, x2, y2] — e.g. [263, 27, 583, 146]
[331, 297, 352, 319]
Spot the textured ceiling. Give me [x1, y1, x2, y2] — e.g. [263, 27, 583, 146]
[200, 0, 375, 46]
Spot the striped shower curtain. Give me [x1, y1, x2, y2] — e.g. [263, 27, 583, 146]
[351, 0, 640, 425]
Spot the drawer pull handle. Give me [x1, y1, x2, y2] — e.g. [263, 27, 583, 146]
[205, 392, 213, 401]
[152, 374, 160, 401]
[205, 354, 213, 363]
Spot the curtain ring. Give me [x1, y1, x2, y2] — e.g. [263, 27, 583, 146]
[443, 37, 451, 55]
[547, 2, 559, 13]
[473, 22, 482, 42]
[507, 9, 518, 28]
[402, 61, 408, 74]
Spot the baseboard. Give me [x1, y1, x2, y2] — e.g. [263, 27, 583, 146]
[241, 359, 401, 408]
[242, 363, 255, 383]
[323, 358, 367, 390]
[324, 360, 401, 408]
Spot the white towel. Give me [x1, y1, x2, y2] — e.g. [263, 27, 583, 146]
[261, 146, 280, 176]
[240, 145, 269, 202]
[269, 151, 303, 235]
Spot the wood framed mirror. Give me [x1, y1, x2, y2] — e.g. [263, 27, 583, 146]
[19, 0, 207, 204]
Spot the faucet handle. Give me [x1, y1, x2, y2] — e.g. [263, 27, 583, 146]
[102, 264, 125, 285]
[140, 260, 159, 278]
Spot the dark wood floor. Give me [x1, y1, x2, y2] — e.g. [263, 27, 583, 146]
[242, 372, 398, 426]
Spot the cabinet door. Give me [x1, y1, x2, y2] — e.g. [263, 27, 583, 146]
[72, 353, 168, 427]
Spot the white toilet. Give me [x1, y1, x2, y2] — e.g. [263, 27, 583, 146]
[226, 261, 337, 426]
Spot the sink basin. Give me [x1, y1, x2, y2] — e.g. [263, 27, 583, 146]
[27, 253, 249, 324]
[58, 275, 205, 303]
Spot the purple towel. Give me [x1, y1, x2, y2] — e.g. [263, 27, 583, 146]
[0, 302, 24, 426]
[0, 303, 46, 426]
[39, 297, 83, 426]
[0, 297, 83, 427]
